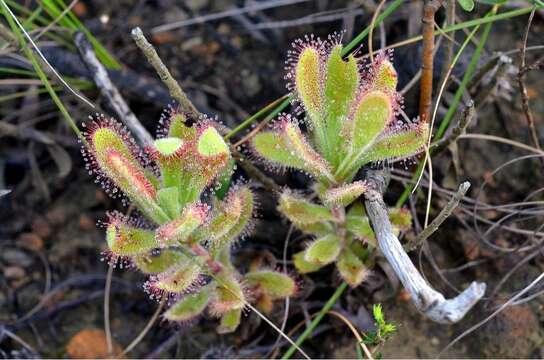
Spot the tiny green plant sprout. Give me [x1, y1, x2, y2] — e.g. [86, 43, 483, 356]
[81, 110, 296, 333]
[252, 34, 427, 287]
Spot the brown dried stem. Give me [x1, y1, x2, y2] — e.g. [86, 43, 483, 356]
[419, 0, 443, 123]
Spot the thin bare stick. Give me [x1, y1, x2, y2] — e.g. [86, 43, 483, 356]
[121, 299, 166, 355]
[517, 8, 542, 159]
[131, 27, 200, 120]
[419, 0, 443, 123]
[74, 32, 154, 147]
[368, 0, 386, 64]
[363, 170, 485, 323]
[327, 310, 374, 360]
[431, 100, 475, 154]
[405, 181, 470, 252]
[458, 133, 544, 155]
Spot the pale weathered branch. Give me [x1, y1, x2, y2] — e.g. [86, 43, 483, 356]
[74, 31, 154, 147]
[363, 170, 486, 324]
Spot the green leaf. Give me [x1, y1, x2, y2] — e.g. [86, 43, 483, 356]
[324, 45, 359, 165]
[217, 308, 242, 334]
[150, 259, 201, 294]
[164, 285, 212, 323]
[252, 119, 333, 181]
[337, 91, 392, 179]
[278, 191, 335, 225]
[322, 181, 367, 207]
[197, 126, 229, 157]
[199, 186, 254, 255]
[295, 47, 323, 117]
[293, 251, 323, 273]
[458, 0, 475, 12]
[297, 221, 335, 236]
[106, 217, 158, 256]
[364, 122, 428, 164]
[304, 234, 342, 265]
[134, 249, 185, 274]
[210, 273, 246, 315]
[245, 270, 296, 299]
[372, 57, 398, 93]
[346, 208, 375, 246]
[158, 187, 181, 220]
[337, 247, 368, 287]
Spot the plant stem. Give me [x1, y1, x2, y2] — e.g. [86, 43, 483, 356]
[396, 6, 498, 207]
[419, 0, 443, 123]
[281, 282, 348, 359]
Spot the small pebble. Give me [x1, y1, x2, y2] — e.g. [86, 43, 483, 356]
[3, 266, 26, 280]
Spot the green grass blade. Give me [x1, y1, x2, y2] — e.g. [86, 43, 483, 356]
[1, 0, 81, 137]
[40, 0, 121, 69]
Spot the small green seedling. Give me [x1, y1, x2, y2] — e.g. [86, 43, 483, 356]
[252, 34, 424, 286]
[360, 304, 397, 359]
[82, 110, 295, 333]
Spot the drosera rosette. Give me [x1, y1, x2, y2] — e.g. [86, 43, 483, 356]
[83, 110, 296, 333]
[252, 33, 424, 287]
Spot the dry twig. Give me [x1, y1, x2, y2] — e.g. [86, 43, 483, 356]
[74, 32, 154, 147]
[131, 27, 200, 120]
[404, 181, 470, 252]
[363, 169, 486, 323]
[431, 100, 475, 154]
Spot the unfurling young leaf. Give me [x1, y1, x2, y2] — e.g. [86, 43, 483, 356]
[304, 234, 342, 265]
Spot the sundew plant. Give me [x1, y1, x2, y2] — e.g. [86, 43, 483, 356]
[82, 111, 295, 333]
[252, 34, 426, 286]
